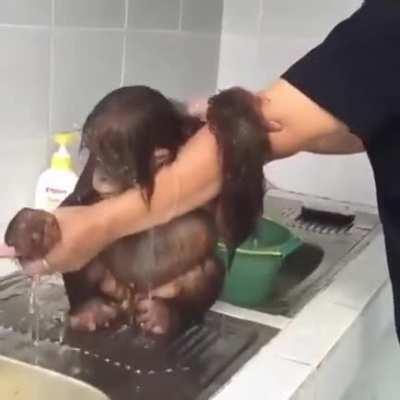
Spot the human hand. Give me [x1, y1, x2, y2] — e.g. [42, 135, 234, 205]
[4, 208, 61, 261]
[22, 204, 111, 275]
[188, 95, 283, 132]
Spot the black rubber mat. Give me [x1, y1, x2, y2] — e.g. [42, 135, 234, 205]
[0, 273, 278, 400]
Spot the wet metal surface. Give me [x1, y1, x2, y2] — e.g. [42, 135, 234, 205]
[0, 189, 380, 399]
[260, 189, 380, 316]
[0, 274, 278, 400]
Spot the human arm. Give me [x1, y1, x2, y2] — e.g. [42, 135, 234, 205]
[24, 77, 363, 276]
[26, 128, 221, 274]
[257, 79, 364, 159]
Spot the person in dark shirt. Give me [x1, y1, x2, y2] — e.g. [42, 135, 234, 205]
[24, 1, 400, 341]
[282, 0, 400, 340]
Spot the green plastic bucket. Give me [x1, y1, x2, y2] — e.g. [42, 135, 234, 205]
[217, 217, 302, 307]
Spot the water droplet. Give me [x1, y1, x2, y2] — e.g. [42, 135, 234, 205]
[105, 358, 111, 363]
[148, 370, 155, 375]
[114, 361, 121, 367]
[125, 365, 131, 371]
[71, 366, 81, 376]
[165, 368, 173, 374]
[83, 350, 90, 356]
[135, 369, 142, 375]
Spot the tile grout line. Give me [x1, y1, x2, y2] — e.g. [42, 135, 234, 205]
[215, 0, 225, 91]
[0, 23, 50, 29]
[255, 0, 264, 69]
[47, 0, 56, 137]
[178, 0, 183, 31]
[257, 0, 263, 35]
[120, 0, 129, 87]
[0, 24, 187, 34]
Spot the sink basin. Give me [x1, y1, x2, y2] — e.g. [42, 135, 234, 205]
[0, 355, 109, 400]
[257, 190, 380, 317]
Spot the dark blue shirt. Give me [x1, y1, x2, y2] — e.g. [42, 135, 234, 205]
[282, 0, 400, 338]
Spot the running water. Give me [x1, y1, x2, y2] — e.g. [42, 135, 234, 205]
[56, 311, 67, 344]
[146, 228, 156, 288]
[28, 275, 40, 346]
[133, 229, 156, 349]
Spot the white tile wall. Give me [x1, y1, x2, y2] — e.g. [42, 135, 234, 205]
[124, 31, 220, 100]
[51, 29, 124, 132]
[0, 28, 50, 139]
[0, 0, 223, 227]
[128, 0, 180, 31]
[222, 0, 261, 35]
[261, 0, 360, 38]
[256, 36, 321, 86]
[265, 153, 377, 206]
[54, 0, 125, 28]
[217, 34, 259, 90]
[181, 0, 224, 33]
[0, 0, 51, 26]
[0, 137, 47, 232]
[218, 0, 374, 205]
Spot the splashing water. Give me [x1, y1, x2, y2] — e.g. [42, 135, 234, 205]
[133, 229, 156, 349]
[28, 275, 40, 346]
[145, 228, 156, 293]
[55, 311, 67, 344]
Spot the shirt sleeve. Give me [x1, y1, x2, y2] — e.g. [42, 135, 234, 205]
[281, 2, 400, 144]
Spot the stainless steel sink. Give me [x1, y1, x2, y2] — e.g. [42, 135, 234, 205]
[0, 355, 109, 400]
[258, 188, 380, 316]
[0, 187, 380, 400]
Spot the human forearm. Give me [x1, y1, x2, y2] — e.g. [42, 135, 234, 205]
[40, 94, 273, 274]
[98, 127, 222, 241]
[304, 131, 365, 154]
[259, 80, 362, 160]
[43, 78, 357, 274]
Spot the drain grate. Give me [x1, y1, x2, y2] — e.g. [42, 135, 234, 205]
[0, 273, 278, 400]
[259, 191, 379, 317]
[282, 207, 355, 235]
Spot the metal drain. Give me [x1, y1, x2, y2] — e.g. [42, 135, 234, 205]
[282, 207, 355, 235]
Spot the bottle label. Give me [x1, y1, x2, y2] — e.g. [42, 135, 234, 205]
[44, 187, 69, 211]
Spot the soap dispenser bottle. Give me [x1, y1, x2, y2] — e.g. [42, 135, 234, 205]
[35, 132, 79, 211]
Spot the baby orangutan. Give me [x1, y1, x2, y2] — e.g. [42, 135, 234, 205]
[5, 86, 268, 335]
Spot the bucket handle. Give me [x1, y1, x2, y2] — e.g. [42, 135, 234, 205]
[278, 236, 302, 258]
